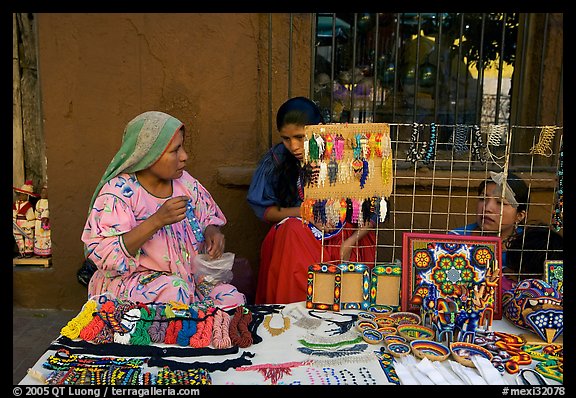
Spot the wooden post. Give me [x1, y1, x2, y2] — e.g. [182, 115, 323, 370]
[13, 13, 25, 188]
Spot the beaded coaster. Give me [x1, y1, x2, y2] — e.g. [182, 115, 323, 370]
[450, 341, 494, 368]
[397, 324, 435, 341]
[410, 340, 450, 362]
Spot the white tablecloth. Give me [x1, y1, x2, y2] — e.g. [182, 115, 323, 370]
[19, 301, 561, 386]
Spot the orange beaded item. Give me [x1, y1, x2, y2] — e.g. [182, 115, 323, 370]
[164, 319, 183, 345]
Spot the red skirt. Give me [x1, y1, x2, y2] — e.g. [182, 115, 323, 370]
[255, 218, 376, 304]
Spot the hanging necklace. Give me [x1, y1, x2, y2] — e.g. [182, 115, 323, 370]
[263, 312, 291, 337]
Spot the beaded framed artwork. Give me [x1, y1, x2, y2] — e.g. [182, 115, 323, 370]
[401, 232, 503, 320]
[337, 263, 371, 310]
[544, 260, 563, 295]
[306, 263, 341, 311]
[369, 261, 402, 311]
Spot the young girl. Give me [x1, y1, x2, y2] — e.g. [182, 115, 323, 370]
[247, 97, 377, 304]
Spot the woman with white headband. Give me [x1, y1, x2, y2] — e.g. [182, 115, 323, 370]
[451, 171, 529, 291]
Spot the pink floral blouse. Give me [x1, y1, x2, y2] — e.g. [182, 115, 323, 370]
[82, 171, 228, 304]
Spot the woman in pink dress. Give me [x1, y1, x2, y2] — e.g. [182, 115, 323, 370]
[82, 111, 245, 309]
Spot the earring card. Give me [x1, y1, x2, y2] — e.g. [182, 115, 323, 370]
[303, 123, 392, 201]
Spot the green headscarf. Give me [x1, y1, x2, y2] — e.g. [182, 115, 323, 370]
[88, 111, 184, 211]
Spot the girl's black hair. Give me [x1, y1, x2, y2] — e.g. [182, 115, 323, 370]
[273, 97, 323, 207]
[506, 225, 563, 278]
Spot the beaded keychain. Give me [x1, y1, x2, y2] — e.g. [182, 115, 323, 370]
[314, 132, 325, 159]
[327, 158, 339, 186]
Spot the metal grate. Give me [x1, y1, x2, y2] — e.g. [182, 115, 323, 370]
[303, 13, 563, 283]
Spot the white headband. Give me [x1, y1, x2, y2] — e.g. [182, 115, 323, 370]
[488, 171, 519, 208]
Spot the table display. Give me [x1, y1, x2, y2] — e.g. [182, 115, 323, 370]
[18, 298, 562, 386]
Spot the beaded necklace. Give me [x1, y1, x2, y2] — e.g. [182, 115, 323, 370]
[263, 312, 291, 337]
[322, 367, 341, 385]
[44, 349, 145, 371]
[285, 306, 322, 330]
[338, 368, 358, 385]
[236, 360, 313, 385]
[149, 351, 256, 373]
[212, 308, 232, 349]
[308, 309, 358, 335]
[358, 366, 377, 385]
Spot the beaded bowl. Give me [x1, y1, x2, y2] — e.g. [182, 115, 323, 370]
[377, 326, 398, 336]
[397, 324, 435, 341]
[374, 316, 396, 328]
[362, 328, 383, 344]
[410, 340, 450, 362]
[369, 305, 394, 314]
[450, 342, 494, 368]
[384, 334, 407, 346]
[357, 311, 377, 321]
[390, 311, 421, 326]
[356, 319, 378, 333]
[387, 342, 411, 358]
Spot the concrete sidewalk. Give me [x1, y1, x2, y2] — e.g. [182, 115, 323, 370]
[13, 307, 77, 385]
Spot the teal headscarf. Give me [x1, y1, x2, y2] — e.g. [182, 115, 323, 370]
[88, 111, 184, 211]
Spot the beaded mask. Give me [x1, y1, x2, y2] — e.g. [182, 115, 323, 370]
[502, 278, 563, 343]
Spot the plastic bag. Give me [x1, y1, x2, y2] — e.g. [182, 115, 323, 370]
[192, 252, 235, 285]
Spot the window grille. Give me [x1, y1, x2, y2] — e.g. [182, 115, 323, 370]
[305, 13, 563, 284]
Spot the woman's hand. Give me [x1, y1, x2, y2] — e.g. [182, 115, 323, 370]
[152, 196, 188, 228]
[204, 225, 225, 259]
